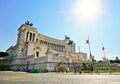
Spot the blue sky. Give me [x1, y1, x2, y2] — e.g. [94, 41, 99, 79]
[0, 0, 120, 60]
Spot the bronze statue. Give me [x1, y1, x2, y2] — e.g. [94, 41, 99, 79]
[68, 40, 73, 45]
[30, 23, 33, 26]
[64, 35, 70, 39]
[25, 21, 33, 26]
[25, 21, 29, 25]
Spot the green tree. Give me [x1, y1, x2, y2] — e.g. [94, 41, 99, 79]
[116, 56, 119, 60]
[0, 52, 9, 57]
[98, 60, 102, 62]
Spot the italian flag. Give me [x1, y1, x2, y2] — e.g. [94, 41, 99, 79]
[86, 39, 89, 44]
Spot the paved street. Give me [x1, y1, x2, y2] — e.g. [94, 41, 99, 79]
[0, 71, 120, 84]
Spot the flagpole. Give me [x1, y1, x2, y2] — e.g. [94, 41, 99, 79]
[88, 36, 92, 59]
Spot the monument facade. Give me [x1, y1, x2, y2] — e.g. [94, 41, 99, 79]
[5, 22, 87, 71]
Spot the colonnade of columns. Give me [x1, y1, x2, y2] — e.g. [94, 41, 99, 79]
[39, 40, 65, 52]
[26, 31, 66, 52]
[26, 31, 35, 42]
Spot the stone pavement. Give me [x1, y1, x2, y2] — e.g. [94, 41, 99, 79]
[0, 71, 120, 84]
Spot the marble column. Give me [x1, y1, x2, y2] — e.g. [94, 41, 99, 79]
[26, 31, 29, 42]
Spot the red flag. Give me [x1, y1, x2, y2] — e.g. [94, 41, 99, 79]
[102, 47, 105, 50]
[86, 40, 89, 44]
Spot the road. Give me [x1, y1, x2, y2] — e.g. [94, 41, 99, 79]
[0, 71, 120, 84]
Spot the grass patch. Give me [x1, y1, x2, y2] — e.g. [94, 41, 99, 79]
[93, 70, 120, 73]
